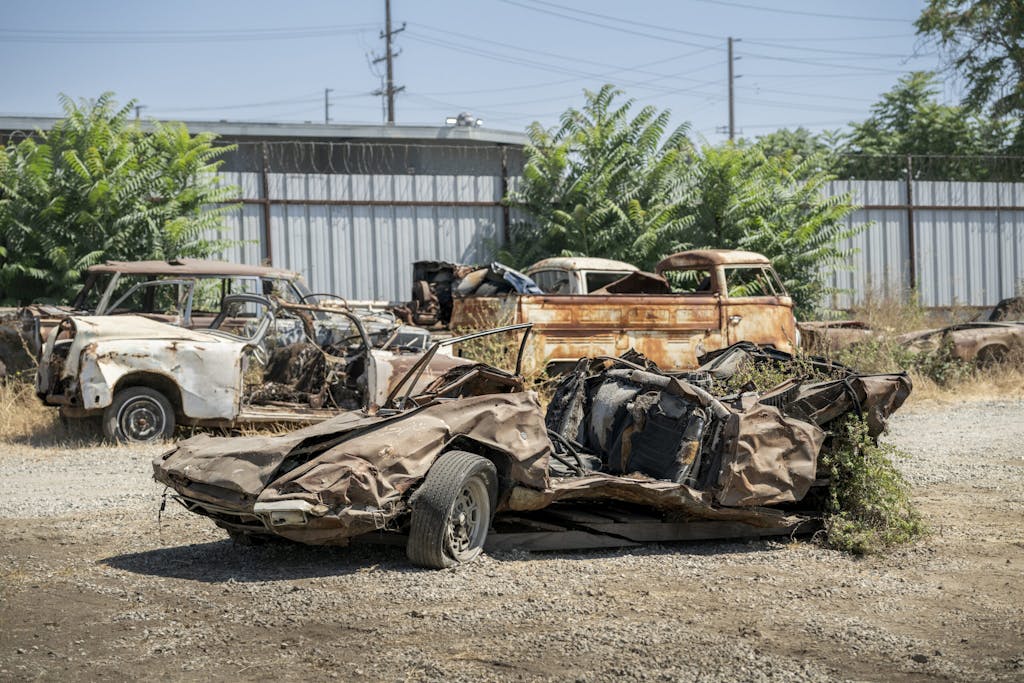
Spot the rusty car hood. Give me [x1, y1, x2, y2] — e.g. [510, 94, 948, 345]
[154, 392, 552, 511]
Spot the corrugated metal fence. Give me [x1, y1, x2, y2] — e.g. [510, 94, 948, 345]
[210, 143, 1024, 308]
[824, 179, 1024, 308]
[213, 141, 515, 302]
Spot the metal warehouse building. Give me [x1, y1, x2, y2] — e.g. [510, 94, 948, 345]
[1, 117, 528, 302]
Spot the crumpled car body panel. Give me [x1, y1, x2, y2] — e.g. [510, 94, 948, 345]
[155, 392, 551, 543]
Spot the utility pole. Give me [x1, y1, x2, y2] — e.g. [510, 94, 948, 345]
[372, 0, 405, 124]
[727, 36, 735, 142]
[324, 88, 333, 125]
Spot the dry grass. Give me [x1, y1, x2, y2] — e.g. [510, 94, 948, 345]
[904, 363, 1024, 405]
[450, 312, 561, 408]
[0, 378, 106, 447]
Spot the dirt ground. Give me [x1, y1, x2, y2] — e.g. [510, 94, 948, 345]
[1, 399, 1022, 682]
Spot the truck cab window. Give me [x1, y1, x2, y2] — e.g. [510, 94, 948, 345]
[531, 270, 571, 294]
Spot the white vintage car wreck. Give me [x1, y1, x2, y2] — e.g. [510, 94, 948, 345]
[35, 294, 454, 442]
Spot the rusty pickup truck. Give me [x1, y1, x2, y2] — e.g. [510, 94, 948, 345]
[447, 249, 797, 372]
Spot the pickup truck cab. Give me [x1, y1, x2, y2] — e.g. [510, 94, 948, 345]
[525, 257, 637, 295]
[449, 249, 797, 371]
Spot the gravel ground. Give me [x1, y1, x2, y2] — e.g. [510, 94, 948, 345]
[1, 400, 1023, 682]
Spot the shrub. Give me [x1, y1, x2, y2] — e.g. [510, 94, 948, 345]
[821, 417, 925, 554]
[0, 93, 238, 305]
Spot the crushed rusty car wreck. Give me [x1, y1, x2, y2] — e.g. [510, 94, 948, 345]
[154, 326, 911, 568]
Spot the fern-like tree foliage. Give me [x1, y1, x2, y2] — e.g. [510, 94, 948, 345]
[0, 93, 238, 304]
[679, 144, 860, 318]
[504, 85, 695, 270]
[506, 85, 860, 318]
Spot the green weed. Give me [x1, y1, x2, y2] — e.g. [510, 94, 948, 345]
[821, 416, 925, 554]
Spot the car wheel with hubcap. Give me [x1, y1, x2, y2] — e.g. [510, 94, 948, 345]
[406, 451, 497, 569]
[102, 386, 176, 443]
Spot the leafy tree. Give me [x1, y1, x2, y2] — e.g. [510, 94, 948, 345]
[916, 0, 1024, 118]
[0, 93, 237, 304]
[836, 71, 1018, 179]
[752, 127, 837, 166]
[505, 85, 694, 270]
[677, 144, 860, 317]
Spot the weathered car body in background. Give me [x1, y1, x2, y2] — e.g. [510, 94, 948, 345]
[6, 258, 318, 376]
[798, 320, 877, 353]
[36, 294, 455, 442]
[154, 337, 909, 569]
[897, 321, 1024, 365]
[446, 249, 798, 372]
[800, 299, 1024, 365]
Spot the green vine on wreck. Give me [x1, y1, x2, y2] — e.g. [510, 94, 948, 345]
[821, 416, 925, 554]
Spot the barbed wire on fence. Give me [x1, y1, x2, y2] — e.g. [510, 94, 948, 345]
[834, 154, 1024, 182]
[217, 140, 514, 177]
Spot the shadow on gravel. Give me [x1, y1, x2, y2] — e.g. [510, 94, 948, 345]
[104, 535, 791, 583]
[102, 538, 422, 582]
[103, 514, 800, 582]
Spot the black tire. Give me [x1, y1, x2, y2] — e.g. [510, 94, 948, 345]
[102, 386, 176, 443]
[406, 451, 498, 569]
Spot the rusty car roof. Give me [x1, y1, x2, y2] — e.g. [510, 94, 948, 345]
[86, 258, 300, 279]
[525, 257, 638, 274]
[655, 250, 771, 273]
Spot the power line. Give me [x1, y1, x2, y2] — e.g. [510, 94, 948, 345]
[742, 39, 931, 59]
[748, 33, 916, 43]
[739, 50, 921, 73]
[406, 32, 724, 98]
[0, 24, 375, 43]
[411, 55, 727, 101]
[686, 0, 910, 23]
[742, 71, 912, 79]
[415, 23, 719, 82]
[735, 97, 866, 114]
[740, 85, 872, 103]
[152, 95, 323, 112]
[517, 0, 724, 41]
[497, 0, 721, 50]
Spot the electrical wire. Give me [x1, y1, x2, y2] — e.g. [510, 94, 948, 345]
[739, 50, 922, 73]
[685, 0, 910, 23]
[0, 24, 376, 44]
[517, 0, 724, 41]
[497, 0, 722, 50]
[414, 23, 720, 82]
[742, 38, 929, 59]
[405, 32, 722, 97]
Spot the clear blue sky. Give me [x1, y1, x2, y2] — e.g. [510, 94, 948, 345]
[1, 0, 945, 141]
